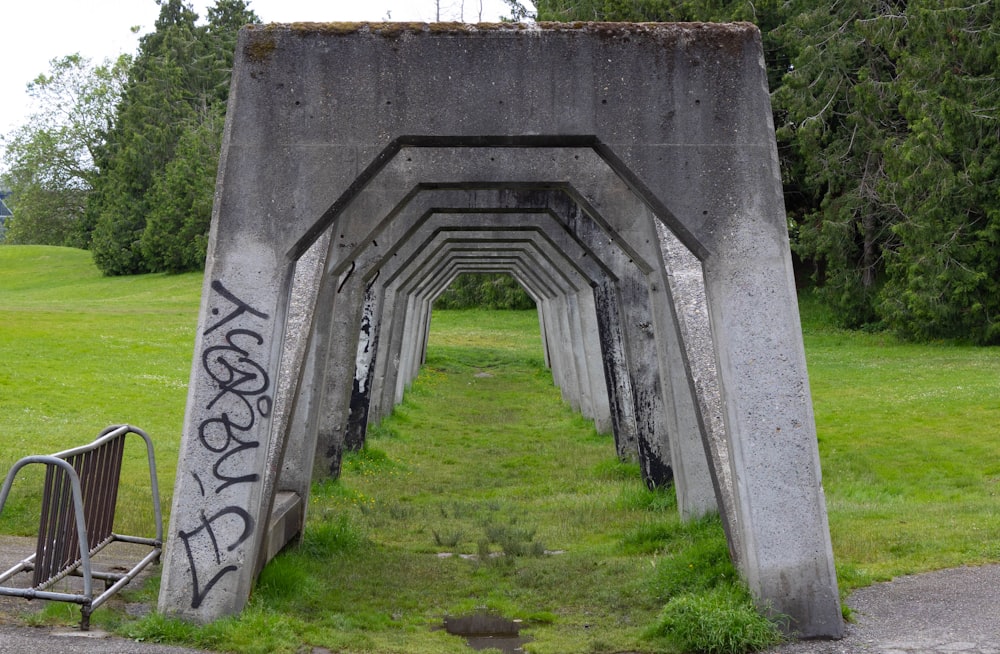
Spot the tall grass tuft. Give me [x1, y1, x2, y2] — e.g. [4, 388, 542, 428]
[649, 584, 785, 653]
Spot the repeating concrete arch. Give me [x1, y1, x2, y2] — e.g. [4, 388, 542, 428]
[384, 239, 608, 425]
[332, 229, 608, 446]
[282, 212, 627, 500]
[282, 172, 696, 500]
[354, 197, 713, 514]
[296, 145, 702, 489]
[158, 23, 843, 638]
[330, 187, 646, 455]
[296, 148, 707, 516]
[278, 184, 718, 544]
[390, 244, 590, 405]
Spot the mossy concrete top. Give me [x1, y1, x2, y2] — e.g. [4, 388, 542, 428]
[250, 20, 756, 36]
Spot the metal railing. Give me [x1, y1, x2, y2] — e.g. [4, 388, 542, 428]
[0, 424, 162, 629]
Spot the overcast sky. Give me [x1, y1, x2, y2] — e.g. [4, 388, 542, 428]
[1, 0, 533, 146]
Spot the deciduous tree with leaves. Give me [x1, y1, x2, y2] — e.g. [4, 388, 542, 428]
[1, 54, 130, 246]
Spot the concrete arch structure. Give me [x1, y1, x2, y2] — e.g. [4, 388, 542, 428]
[158, 23, 843, 638]
[365, 224, 715, 517]
[288, 187, 696, 490]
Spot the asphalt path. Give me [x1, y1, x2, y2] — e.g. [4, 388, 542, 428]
[765, 564, 1000, 654]
[0, 625, 213, 654]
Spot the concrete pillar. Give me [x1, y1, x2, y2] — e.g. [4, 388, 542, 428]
[655, 220, 740, 535]
[345, 283, 380, 451]
[593, 279, 640, 460]
[578, 289, 612, 434]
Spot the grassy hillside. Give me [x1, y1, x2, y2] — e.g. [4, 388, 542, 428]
[3, 245, 1000, 652]
[0, 246, 202, 535]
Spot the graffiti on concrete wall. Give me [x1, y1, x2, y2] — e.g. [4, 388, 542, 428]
[179, 280, 272, 608]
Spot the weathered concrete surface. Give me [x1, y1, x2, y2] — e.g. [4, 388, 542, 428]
[160, 22, 842, 638]
[302, 152, 687, 492]
[655, 219, 741, 548]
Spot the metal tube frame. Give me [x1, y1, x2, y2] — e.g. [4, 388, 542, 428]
[0, 424, 163, 630]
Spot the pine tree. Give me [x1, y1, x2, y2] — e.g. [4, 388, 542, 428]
[88, 0, 258, 275]
[878, 0, 1000, 342]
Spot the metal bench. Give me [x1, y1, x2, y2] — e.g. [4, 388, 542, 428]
[0, 424, 163, 629]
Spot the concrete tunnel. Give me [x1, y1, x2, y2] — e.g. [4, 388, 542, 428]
[158, 23, 843, 638]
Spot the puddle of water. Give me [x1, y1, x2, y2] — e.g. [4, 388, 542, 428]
[444, 612, 531, 653]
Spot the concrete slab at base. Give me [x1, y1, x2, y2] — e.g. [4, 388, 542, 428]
[256, 491, 303, 574]
[158, 21, 843, 638]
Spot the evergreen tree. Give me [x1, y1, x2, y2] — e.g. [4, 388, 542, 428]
[89, 0, 201, 274]
[878, 0, 1000, 342]
[771, 1, 907, 328]
[140, 104, 224, 272]
[88, 0, 258, 275]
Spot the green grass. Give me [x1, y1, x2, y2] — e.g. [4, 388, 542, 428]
[798, 291, 1000, 590]
[3, 246, 1000, 652]
[0, 245, 201, 535]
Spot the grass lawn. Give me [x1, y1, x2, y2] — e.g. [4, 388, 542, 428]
[0, 245, 201, 536]
[799, 294, 1000, 590]
[2, 245, 999, 652]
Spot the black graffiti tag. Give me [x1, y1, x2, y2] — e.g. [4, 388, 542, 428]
[197, 283, 272, 494]
[203, 329, 271, 412]
[178, 506, 255, 609]
[198, 328, 272, 492]
[204, 279, 269, 335]
[182, 280, 271, 609]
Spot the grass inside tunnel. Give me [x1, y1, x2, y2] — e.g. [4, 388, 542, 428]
[122, 308, 766, 653]
[238, 308, 737, 653]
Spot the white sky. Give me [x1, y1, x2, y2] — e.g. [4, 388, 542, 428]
[1, 0, 533, 153]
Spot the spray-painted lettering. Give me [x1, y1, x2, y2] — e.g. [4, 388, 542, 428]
[178, 506, 255, 609]
[181, 280, 272, 609]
